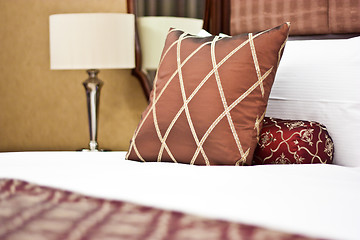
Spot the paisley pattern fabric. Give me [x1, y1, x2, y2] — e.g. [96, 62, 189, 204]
[0, 179, 319, 240]
[253, 117, 334, 164]
[127, 24, 290, 165]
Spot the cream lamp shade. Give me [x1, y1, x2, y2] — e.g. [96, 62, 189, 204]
[49, 13, 135, 70]
[137, 16, 203, 70]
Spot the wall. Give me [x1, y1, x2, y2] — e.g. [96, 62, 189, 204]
[0, 0, 148, 151]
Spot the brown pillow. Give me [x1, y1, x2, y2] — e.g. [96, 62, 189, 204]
[127, 23, 290, 165]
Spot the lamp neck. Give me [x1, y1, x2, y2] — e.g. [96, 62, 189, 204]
[87, 69, 100, 79]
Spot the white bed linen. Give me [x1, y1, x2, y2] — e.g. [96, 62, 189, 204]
[0, 151, 359, 240]
[268, 36, 360, 167]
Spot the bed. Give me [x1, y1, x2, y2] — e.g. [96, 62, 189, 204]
[1, 0, 360, 239]
[0, 151, 359, 240]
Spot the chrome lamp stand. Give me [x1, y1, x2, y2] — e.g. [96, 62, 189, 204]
[83, 69, 103, 151]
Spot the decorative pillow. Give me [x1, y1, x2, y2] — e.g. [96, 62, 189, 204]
[126, 23, 290, 165]
[253, 117, 334, 165]
[266, 36, 360, 166]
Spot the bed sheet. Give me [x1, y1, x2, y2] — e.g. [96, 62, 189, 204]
[0, 151, 359, 240]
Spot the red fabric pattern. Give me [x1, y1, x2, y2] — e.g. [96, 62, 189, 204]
[253, 117, 334, 164]
[0, 179, 320, 240]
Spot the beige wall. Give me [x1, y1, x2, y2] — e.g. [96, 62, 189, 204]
[0, 0, 148, 151]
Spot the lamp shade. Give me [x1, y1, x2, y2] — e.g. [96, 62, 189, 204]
[137, 16, 203, 70]
[50, 13, 135, 70]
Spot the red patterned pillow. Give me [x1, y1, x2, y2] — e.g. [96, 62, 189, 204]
[253, 117, 334, 164]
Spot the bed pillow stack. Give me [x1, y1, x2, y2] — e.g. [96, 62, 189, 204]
[266, 36, 360, 167]
[127, 23, 290, 165]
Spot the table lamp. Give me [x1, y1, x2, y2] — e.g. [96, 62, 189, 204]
[49, 13, 135, 151]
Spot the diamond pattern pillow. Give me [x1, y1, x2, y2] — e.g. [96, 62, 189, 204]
[253, 117, 334, 164]
[127, 23, 290, 165]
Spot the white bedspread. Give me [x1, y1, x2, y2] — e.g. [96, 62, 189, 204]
[0, 151, 359, 240]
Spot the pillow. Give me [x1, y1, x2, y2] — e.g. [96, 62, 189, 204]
[126, 23, 290, 165]
[253, 117, 334, 165]
[266, 36, 360, 167]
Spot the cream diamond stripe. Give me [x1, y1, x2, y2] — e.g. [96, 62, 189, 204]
[277, 35, 289, 67]
[133, 141, 145, 162]
[150, 34, 178, 163]
[249, 33, 265, 96]
[277, 23, 290, 67]
[157, 33, 197, 72]
[254, 111, 266, 136]
[235, 149, 250, 166]
[208, 35, 246, 163]
[152, 72, 177, 163]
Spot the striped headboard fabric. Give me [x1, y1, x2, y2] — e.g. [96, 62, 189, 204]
[230, 0, 360, 35]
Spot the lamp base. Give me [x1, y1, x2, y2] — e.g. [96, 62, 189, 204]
[81, 141, 103, 152]
[83, 69, 103, 152]
[81, 149, 104, 152]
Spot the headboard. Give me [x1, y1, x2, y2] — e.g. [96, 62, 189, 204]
[203, 0, 360, 36]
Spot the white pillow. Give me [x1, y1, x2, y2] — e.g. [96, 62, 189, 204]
[197, 29, 212, 37]
[197, 29, 230, 38]
[267, 36, 360, 167]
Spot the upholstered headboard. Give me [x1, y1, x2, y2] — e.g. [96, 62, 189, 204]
[204, 0, 360, 36]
